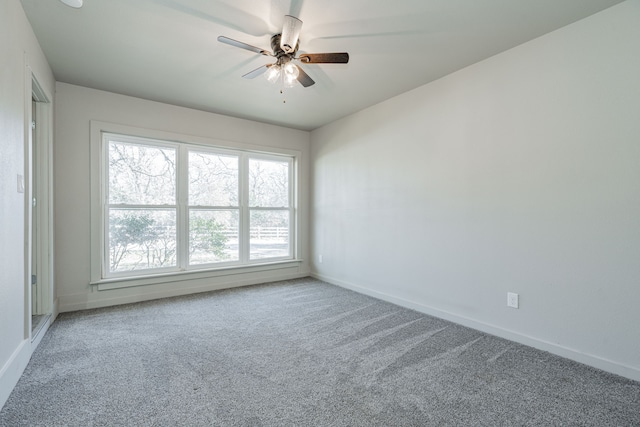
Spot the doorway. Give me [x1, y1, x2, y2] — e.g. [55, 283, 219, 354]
[29, 75, 53, 340]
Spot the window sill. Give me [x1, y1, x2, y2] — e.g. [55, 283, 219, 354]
[91, 259, 304, 291]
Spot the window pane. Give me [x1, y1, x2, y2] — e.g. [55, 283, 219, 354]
[189, 152, 238, 206]
[108, 141, 176, 205]
[189, 210, 239, 265]
[249, 158, 289, 207]
[250, 210, 290, 260]
[108, 209, 177, 272]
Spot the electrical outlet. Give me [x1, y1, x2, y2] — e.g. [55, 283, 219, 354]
[318, 254, 323, 263]
[507, 292, 519, 309]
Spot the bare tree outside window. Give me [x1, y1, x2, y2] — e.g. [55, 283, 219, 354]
[189, 152, 238, 206]
[101, 133, 295, 279]
[109, 142, 175, 205]
[188, 152, 239, 264]
[108, 141, 177, 272]
[249, 158, 290, 260]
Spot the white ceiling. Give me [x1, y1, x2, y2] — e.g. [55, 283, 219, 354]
[21, 0, 623, 131]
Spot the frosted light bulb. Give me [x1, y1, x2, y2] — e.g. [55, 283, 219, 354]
[283, 62, 299, 79]
[282, 62, 299, 87]
[283, 75, 297, 88]
[265, 65, 281, 84]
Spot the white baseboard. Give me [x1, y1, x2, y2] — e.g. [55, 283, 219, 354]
[30, 313, 55, 351]
[312, 272, 640, 382]
[58, 272, 309, 312]
[0, 306, 58, 411]
[0, 340, 31, 410]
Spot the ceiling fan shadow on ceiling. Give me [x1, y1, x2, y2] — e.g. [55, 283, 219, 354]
[218, 15, 349, 89]
[157, 0, 270, 37]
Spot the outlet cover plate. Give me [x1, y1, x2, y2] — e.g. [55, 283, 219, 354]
[507, 292, 519, 309]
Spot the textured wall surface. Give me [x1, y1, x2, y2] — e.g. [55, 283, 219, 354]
[311, 1, 640, 380]
[0, 0, 54, 409]
[54, 83, 311, 312]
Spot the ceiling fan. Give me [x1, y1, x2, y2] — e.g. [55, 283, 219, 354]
[217, 15, 349, 88]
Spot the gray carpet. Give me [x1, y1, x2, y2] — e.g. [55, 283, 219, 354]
[1, 277, 639, 426]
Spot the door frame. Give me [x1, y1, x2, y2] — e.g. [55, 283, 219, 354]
[25, 67, 55, 346]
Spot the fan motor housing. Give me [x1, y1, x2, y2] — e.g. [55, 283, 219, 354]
[271, 34, 299, 58]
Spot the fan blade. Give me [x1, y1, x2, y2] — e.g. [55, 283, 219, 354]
[298, 53, 349, 64]
[217, 36, 272, 56]
[295, 65, 315, 87]
[281, 15, 303, 53]
[269, 0, 304, 27]
[242, 64, 272, 79]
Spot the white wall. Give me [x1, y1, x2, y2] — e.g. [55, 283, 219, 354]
[0, 0, 55, 409]
[55, 83, 311, 312]
[311, 1, 640, 381]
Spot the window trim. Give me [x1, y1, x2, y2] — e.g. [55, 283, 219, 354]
[90, 121, 302, 287]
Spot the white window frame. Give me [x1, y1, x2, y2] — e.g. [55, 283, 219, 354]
[102, 134, 182, 278]
[246, 153, 294, 262]
[90, 121, 301, 288]
[185, 146, 242, 269]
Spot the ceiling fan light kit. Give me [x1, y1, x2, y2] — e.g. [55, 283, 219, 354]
[218, 14, 349, 91]
[264, 61, 299, 88]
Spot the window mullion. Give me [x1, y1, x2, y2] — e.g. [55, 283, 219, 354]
[289, 157, 295, 259]
[239, 153, 249, 263]
[177, 145, 189, 270]
[102, 135, 110, 279]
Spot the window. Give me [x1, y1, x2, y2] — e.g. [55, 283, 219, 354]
[249, 157, 291, 260]
[98, 131, 296, 280]
[188, 150, 239, 265]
